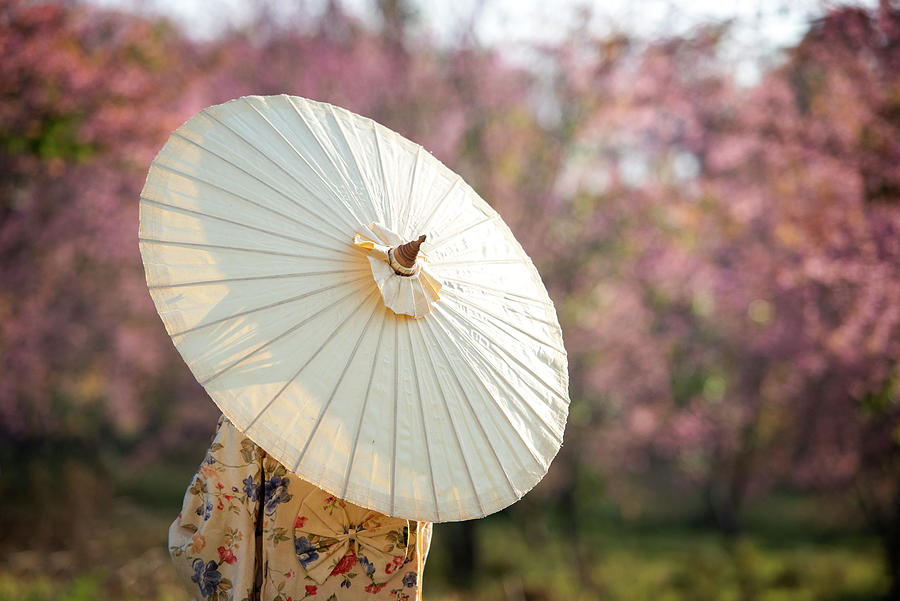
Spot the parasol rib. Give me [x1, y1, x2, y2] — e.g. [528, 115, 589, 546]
[278, 100, 370, 228]
[139, 238, 356, 262]
[148, 269, 368, 291]
[427, 213, 501, 253]
[140, 197, 347, 256]
[325, 104, 385, 227]
[147, 161, 348, 247]
[202, 107, 362, 232]
[340, 308, 389, 500]
[434, 303, 564, 440]
[441, 288, 567, 355]
[240, 101, 369, 229]
[244, 288, 380, 434]
[406, 321, 441, 522]
[412, 319, 486, 517]
[372, 127, 397, 233]
[171, 128, 358, 237]
[427, 310, 545, 472]
[415, 176, 462, 239]
[168, 276, 370, 338]
[390, 324, 399, 516]
[432, 258, 522, 268]
[439, 299, 568, 408]
[292, 294, 383, 475]
[199, 282, 370, 386]
[400, 146, 424, 239]
[421, 317, 518, 498]
[439, 276, 554, 308]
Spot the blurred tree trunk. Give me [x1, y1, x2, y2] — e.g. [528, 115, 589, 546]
[553, 356, 605, 597]
[856, 458, 900, 601]
[556, 450, 604, 597]
[441, 520, 477, 589]
[887, 521, 900, 601]
[0, 436, 111, 551]
[702, 438, 754, 537]
[703, 484, 742, 537]
[874, 492, 900, 601]
[702, 362, 767, 537]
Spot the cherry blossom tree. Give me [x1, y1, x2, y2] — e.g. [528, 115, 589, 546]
[536, 3, 900, 594]
[2, 0, 899, 595]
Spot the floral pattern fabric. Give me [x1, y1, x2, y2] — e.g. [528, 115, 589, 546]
[169, 416, 432, 601]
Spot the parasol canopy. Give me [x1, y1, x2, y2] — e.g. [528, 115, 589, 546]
[139, 95, 569, 522]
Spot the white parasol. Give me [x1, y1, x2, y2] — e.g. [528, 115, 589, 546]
[139, 95, 569, 522]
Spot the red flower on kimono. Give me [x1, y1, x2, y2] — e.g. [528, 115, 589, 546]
[385, 555, 404, 574]
[331, 549, 357, 575]
[295, 515, 307, 528]
[305, 584, 317, 595]
[365, 583, 386, 594]
[217, 546, 237, 564]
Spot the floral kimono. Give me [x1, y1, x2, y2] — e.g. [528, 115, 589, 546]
[169, 416, 432, 601]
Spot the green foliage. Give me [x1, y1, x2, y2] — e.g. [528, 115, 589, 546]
[0, 114, 97, 161]
[116, 461, 200, 513]
[422, 517, 887, 601]
[0, 492, 886, 601]
[0, 572, 103, 601]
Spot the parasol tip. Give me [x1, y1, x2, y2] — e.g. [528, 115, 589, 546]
[395, 234, 426, 269]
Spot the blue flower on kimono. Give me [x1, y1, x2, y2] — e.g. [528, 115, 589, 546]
[191, 558, 222, 598]
[358, 555, 376, 576]
[264, 476, 291, 514]
[403, 571, 417, 588]
[293, 536, 319, 568]
[242, 475, 259, 502]
[203, 499, 213, 521]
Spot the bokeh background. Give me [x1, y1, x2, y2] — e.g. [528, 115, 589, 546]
[2, 0, 900, 599]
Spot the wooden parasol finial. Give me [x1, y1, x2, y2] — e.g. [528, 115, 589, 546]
[394, 235, 426, 269]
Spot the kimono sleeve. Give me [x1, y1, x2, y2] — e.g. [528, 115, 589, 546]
[168, 416, 263, 601]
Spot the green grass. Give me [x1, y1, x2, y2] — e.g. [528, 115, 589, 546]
[0, 468, 889, 601]
[452, 518, 886, 601]
[0, 512, 886, 601]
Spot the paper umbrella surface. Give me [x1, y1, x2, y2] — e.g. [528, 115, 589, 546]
[139, 95, 569, 522]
